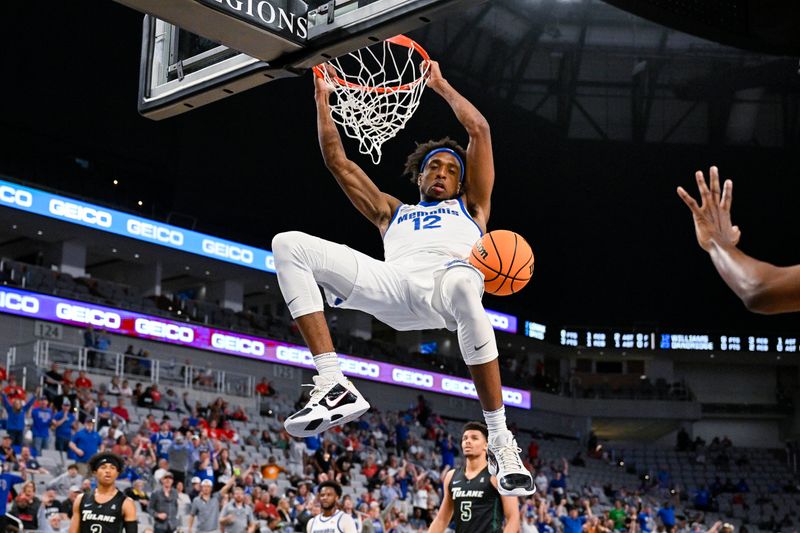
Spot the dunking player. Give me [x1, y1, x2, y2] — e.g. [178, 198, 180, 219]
[429, 422, 521, 533]
[306, 480, 358, 533]
[272, 61, 533, 495]
[68, 452, 136, 533]
[678, 166, 800, 313]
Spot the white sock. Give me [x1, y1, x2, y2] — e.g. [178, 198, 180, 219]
[483, 406, 508, 440]
[314, 352, 344, 380]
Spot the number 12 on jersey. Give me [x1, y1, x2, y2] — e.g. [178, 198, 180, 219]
[413, 214, 442, 230]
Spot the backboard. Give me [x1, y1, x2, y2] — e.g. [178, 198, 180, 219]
[124, 0, 487, 119]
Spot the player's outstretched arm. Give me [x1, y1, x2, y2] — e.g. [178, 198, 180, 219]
[428, 470, 455, 533]
[314, 72, 401, 232]
[491, 477, 521, 533]
[426, 61, 493, 229]
[677, 166, 800, 313]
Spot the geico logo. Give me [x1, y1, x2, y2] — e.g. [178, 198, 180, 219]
[265, 254, 275, 271]
[487, 313, 509, 329]
[49, 199, 112, 228]
[339, 358, 380, 378]
[441, 378, 478, 397]
[211, 333, 264, 355]
[55, 303, 120, 328]
[202, 239, 254, 264]
[126, 219, 184, 246]
[275, 346, 314, 366]
[134, 318, 194, 342]
[502, 390, 523, 406]
[391, 368, 434, 388]
[0, 185, 33, 207]
[0, 291, 39, 313]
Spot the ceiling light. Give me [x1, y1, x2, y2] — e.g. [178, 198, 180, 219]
[137, 200, 143, 206]
[111, 248, 117, 253]
[36, 230, 43, 235]
[113, 179, 119, 185]
[134, 253, 140, 259]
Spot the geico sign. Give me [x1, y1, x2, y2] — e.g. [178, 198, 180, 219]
[56, 303, 120, 328]
[502, 389, 524, 406]
[134, 318, 194, 343]
[392, 368, 434, 388]
[441, 378, 478, 397]
[339, 357, 380, 378]
[486, 312, 509, 329]
[211, 333, 264, 356]
[276, 346, 314, 366]
[0, 185, 33, 207]
[127, 219, 184, 246]
[0, 291, 39, 313]
[202, 239, 254, 264]
[49, 199, 112, 228]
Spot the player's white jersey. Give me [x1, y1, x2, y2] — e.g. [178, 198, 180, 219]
[384, 197, 483, 270]
[306, 510, 358, 533]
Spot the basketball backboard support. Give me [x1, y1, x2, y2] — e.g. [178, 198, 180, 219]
[120, 0, 486, 119]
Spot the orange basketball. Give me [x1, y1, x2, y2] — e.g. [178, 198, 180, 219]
[468, 230, 534, 296]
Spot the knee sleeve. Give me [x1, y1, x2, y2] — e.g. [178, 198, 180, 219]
[272, 231, 358, 319]
[440, 267, 498, 366]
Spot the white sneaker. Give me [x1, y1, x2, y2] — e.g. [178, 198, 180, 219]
[283, 375, 370, 437]
[487, 430, 536, 496]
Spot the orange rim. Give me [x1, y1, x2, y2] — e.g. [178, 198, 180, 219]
[312, 35, 430, 93]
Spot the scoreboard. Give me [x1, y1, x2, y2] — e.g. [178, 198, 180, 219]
[556, 327, 798, 353]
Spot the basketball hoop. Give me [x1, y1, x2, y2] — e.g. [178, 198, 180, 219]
[313, 35, 430, 164]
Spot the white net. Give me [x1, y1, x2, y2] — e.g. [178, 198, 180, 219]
[316, 35, 430, 164]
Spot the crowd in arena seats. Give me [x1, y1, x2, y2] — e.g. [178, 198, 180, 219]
[0, 357, 797, 533]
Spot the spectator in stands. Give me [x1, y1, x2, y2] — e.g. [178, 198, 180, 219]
[125, 478, 150, 508]
[17, 446, 48, 474]
[100, 417, 124, 445]
[154, 458, 172, 485]
[9, 480, 40, 530]
[36, 488, 63, 533]
[31, 395, 54, 452]
[163, 388, 181, 412]
[260, 456, 285, 481]
[149, 471, 179, 533]
[112, 434, 133, 458]
[438, 433, 457, 469]
[119, 379, 133, 397]
[43, 362, 64, 401]
[151, 420, 174, 460]
[658, 502, 676, 529]
[255, 377, 274, 397]
[193, 449, 218, 485]
[83, 326, 98, 367]
[106, 376, 122, 395]
[559, 499, 593, 533]
[68, 419, 103, 475]
[47, 463, 83, 499]
[188, 477, 236, 533]
[2, 388, 37, 445]
[168, 434, 193, 485]
[219, 485, 256, 533]
[3, 374, 26, 401]
[74, 371, 92, 391]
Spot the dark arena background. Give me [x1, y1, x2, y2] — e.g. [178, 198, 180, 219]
[0, 1, 799, 532]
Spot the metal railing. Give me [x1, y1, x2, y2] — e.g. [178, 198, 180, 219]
[9, 339, 256, 399]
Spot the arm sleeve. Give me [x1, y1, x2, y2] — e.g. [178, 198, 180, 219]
[339, 513, 359, 533]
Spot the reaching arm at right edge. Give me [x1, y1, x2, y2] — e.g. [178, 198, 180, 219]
[677, 166, 800, 313]
[314, 73, 401, 233]
[427, 470, 455, 533]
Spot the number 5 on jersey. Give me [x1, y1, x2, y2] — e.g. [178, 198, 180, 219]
[460, 501, 472, 521]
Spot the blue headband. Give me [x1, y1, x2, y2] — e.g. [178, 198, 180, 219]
[419, 148, 465, 183]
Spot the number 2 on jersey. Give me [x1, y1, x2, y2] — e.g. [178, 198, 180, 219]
[460, 501, 472, 521]
[413, 214, 442, 231]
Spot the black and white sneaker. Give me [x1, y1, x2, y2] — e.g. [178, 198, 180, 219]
[487, 430, 536, 497]
[284, 375, 370, 437]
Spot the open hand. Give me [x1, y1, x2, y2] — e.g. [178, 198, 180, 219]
[677, 166, 741, 252]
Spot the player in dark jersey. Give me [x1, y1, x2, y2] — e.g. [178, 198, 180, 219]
[69, 452, 137, 533]
[428, 422, 520, 533]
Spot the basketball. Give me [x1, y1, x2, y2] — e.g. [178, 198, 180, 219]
[469, 230, 534, 296]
